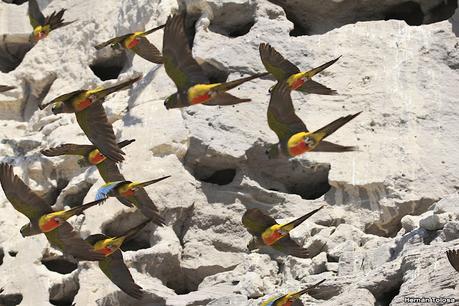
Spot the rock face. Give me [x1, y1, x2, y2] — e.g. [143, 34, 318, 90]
[0, 0, 458, 305]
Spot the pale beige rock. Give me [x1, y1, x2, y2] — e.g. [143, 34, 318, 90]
[0, 0, 458, 305]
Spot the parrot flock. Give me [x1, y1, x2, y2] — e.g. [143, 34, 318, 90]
[0, 0, 457, 304]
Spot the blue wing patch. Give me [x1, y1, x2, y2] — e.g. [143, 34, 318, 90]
[95, 181, 123, 201]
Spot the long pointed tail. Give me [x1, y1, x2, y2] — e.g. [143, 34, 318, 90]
[213, 72, 269, 92]
[94, 75, 142, 100]
[303, 56, 341, 79]
[135, 175, 171, 189]
[115, 219, 151, 240]
[143, 24, 166, 35]
[296, 279, 326, 296]
[283, 205, 324, 230]
[62, 198, 106, 219]
[314, 112, 362, 141]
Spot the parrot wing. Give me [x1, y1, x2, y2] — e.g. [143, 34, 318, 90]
[75, 103, 125, 163]
[41, 143, 95, 157]
[242, 208, 278, 236]
[272, 235, 309, 258]
[268, 81, 308, 143]
[125, 189, 165, 226]
[94, 34, 131, 50]
[96, 161, 125, 182]
[131, 37, 163, 64]
[163, 14, 208, 91]
[447, 249, 459, 272]
[0, 85, 15, 93]
[259, 43, 300, 81]
[204, 92, 251, 106]
[28, 0, 45, 28]
[0, 163, 52, 220]
[297, 79, 337, 95]
[99, 250, 144, 299]
[45, 222, 105, 261]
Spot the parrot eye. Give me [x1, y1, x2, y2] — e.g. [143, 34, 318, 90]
[304, 136, 315, 146]
[53, 217, 62, 224]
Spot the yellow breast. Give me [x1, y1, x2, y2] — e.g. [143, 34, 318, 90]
[187, 83, 220, 104]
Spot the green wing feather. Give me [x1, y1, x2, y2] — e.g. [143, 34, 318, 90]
[0, 163, 52, 221]
[41, 143, 95, 157]
[259, 43, 300, 81]
[131, 37, 163, 64]
[268, 81, 308, 143]
[45, 222, 105, 261]
[28, 0, 45, 28]
[124, 189, 165, 226]
[447, 249, 459, 272]
[272, 236, 309, 258]
[99, 250, 144, 299]
[242, 208, 278, 236]
[162, 14, 208, 91]
[75, 103, 125, 163]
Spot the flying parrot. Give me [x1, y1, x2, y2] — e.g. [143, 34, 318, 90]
[0, 163, 105, 261]
[261, 279, 326, 306]
[28, 0, 75, 42]
[447, 249, 459, 272]
[266, 81, 361, 158]
[242, 206, 324, 258]
[162, 14, 268, 109]
[41, 139, 135, 180]
[95, 24, 165, 64]
[259, 43, 339, 95]
[40, 139, 165, 226]
[95, 176, 170, 226]
[0, 85, 15, 93]
[85, 219, 151, 299]
[39, 76, 141, 163]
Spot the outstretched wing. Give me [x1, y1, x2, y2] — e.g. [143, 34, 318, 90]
[132, 37, 163, 64]
[272, 236, 309, 258]
[125, 189, 165, 226]
[268, 81, 307, 143]
[162, 14, 208, 91]
[99, 250, 144, 299]
[28, 0, 45, 28]
[447, 249, 459, 272]
[242, 208, 278, 236]
[45, 222, 105, 261]
[204, 92, 251, 106]
[259, 43, 300, 81]
[41, 143, 95, 157]
[75, 103, 125, 163]
[298, 80, 337, 96]
[0, 163, 52, 221]
[0, 85, 15, 93]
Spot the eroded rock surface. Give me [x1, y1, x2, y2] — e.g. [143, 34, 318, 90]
[0, 0, 458, 305]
